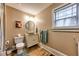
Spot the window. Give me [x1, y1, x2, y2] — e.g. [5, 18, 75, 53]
[54, 3, 79, 29]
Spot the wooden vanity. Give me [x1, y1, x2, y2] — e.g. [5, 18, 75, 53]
[25, 33, 39, 48]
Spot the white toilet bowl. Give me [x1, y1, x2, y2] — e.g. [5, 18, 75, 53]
[14, 36, 25, 55]
[16, 43, 25, 54]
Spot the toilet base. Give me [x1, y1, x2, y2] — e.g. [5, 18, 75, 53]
[17, 49, 24, 54]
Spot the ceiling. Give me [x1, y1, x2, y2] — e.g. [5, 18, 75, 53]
[6, 3, 52, 15]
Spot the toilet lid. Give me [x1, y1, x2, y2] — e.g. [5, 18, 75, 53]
[16, 43, 24, 47]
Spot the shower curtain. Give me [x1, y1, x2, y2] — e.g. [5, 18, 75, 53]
[0, 3, 4, 51]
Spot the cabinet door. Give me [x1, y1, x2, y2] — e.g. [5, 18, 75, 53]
[25, 34, 39, 48]
[33, 35, 39, 43]
[25, 35, 34, 47]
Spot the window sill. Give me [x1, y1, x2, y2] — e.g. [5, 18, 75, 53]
[52, 27, 79, 32]
[52, 29, 79, 32]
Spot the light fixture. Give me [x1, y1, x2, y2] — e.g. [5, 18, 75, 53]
[24, 16, 42, 25]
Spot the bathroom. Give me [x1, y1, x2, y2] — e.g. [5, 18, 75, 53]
[0, 3, 79, 56]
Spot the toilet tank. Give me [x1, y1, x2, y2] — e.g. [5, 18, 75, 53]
[14, 36, 24, 44]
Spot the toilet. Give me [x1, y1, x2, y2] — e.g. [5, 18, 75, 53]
[14, 36, 25, 55]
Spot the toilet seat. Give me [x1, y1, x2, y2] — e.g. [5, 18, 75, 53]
[16, 43, 24, 48]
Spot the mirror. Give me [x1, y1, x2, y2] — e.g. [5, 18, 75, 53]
[25, 21, 36, 34]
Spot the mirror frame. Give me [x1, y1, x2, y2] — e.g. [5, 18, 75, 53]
[25, 21, 36, 34]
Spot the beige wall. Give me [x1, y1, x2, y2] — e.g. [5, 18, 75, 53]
[5, 6, 33, 48]
[36, 3, 78, 56]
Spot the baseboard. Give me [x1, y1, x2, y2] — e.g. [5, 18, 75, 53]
[39, 43, 67, 56]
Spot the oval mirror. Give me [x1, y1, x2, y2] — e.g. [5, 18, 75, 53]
[25, 21, 35, 33]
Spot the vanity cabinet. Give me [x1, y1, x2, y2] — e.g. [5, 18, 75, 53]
[25, 34, 39, 48]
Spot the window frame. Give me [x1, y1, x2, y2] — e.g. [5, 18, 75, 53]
[52, 3, 79, 30]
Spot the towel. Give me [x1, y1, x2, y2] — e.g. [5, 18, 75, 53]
[40, 30, 48, 44]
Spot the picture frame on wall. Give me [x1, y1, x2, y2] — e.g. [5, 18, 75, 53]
[15, 21, 22, 28]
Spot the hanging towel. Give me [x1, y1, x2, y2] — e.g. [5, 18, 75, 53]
[40, 30, 48, 44]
